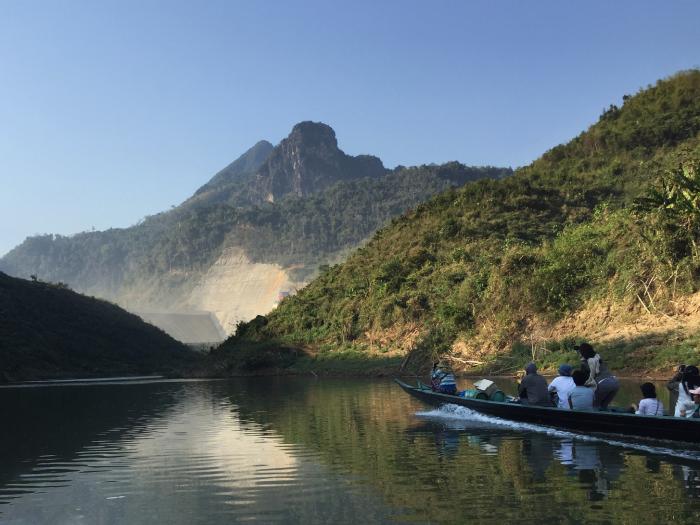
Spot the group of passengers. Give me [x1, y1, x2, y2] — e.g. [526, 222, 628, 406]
[521, 342, 700, 416]
[518, 342, 620, 411]
[432, 340, 700, 417]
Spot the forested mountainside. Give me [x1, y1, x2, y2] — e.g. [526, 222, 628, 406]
[218, 70, 700, 375]
[0, 272, 199, 383]
[0, 121, 510, 339]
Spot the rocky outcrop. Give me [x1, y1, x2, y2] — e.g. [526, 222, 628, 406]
[252, 121, 385, 203]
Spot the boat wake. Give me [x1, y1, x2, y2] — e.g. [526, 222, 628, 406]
[416, 403, 700, 463]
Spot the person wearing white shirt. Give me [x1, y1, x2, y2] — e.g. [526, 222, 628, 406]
[548, 364, 575, 409]
[631, 382, 665, 416]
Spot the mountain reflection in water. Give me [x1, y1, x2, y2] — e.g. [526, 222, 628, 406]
[1, 377, 700, 524]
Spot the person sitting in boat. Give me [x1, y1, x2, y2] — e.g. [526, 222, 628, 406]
[682, 386, 700, 418]
[517, 362, 552, 406]
[548, 364, 575, 409]
[431, 361, 457, 395]
[671, 365, 700, 417]
[568, 370, 594, 410]
[575, 342, 619, 410]
[631, 382, 664, 416]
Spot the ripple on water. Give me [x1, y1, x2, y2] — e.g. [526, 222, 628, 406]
[3, 379, 700, 524]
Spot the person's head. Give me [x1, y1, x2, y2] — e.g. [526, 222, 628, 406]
[684, 365, 699, 377]
[640, 382, 657, 399]
[525, 362, 537, 375]
[572, 369, 588, 386]
[437, 360, 451, 372]
[575, 342, 596, 359]
[558, 364, 573, 377]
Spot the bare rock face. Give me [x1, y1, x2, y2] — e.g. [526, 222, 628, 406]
[184, 247, 303, 335]
[252, 121, 385, 203]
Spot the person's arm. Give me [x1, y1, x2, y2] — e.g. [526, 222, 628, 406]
[568, 393, 574, 410]
[518, 376, 528, 398]
[667, 370, 683, 392]
[584, 358, 597, 387]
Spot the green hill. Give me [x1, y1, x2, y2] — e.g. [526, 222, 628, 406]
[216, 70, 700, 375]
[0, 272, 200, 382]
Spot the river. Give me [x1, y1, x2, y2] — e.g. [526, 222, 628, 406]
[1, 377, 699, 524]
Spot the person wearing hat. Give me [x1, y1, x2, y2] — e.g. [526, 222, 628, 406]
[548, 364, 575, 409]
[575, 342, 620, 409]
[681, 385, 700, 418]
[431, 361, 457, 395]
[517, 362, 552, 407]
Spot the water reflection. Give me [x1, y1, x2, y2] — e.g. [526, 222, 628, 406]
[2, 378, 700, 524]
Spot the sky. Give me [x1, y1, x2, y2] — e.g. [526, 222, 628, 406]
[1, 1, 699, 257]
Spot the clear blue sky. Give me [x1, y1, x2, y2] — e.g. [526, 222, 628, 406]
[1, 1, 699, 256]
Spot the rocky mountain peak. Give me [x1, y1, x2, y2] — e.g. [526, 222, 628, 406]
[288, 121, 338, 149]
[254, 121, 386, 203]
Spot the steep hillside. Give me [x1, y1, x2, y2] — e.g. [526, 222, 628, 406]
[0, 122, 510, 340]
[0, 272, 199, 383]
[218, 70, 700, 375]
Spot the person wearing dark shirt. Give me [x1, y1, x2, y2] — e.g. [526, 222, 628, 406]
[518, 362, 552, 407]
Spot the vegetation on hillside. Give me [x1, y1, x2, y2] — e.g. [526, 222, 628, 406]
[217, 70, 700, 375]
[1, 162, 509, 298]
[0, 272, 200, 382]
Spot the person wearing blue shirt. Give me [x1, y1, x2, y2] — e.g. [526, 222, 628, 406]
[568, 369, 594, 410]
[431, 361, 457, 395]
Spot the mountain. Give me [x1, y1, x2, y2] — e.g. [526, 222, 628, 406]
[0, 272, 199, 383]
[0, 122, 511, 342]
[218, 70, 700, 375]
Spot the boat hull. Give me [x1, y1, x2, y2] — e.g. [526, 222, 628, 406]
[395, 379, 700, 443]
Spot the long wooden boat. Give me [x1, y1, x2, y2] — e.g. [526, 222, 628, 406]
[395, 379, 700, 443]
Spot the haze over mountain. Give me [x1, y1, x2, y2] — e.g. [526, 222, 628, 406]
[218, 70, 700, 375]
[0, 122, 510, 342]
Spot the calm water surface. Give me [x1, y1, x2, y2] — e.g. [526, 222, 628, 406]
[1, 377, 700, 524]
